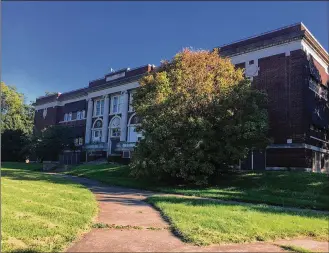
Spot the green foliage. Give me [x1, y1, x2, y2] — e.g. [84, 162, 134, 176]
[66, 164, 329, 210]
[130, 48, 269, 185]
[33, 125, 76, 161]
[1, 129, 32, 162]
[1, 82, 34, 135]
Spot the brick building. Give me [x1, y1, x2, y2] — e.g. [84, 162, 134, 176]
[34, 22, 329, 171]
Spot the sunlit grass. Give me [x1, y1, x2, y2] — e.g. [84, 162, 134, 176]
[66, 164, 329, 210]
[1, 162, 97, 252]
[147, 195, 329, 246]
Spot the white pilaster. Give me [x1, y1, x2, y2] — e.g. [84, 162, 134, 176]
[120, 90, 129, 142]
[85, 99, 93, 144]
[101, 95, 110, 142]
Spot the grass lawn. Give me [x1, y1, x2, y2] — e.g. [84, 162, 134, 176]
[66, 163, 329, 210]
[147, 195, 329, 246]
[1, 162, 97, 253]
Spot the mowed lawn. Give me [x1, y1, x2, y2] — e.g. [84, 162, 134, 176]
[66, 164, 329, 210]
[147, 196, 329, 246]
[2, 163, 97, 253]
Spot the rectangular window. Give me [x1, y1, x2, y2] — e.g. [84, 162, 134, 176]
[64, 114, 68, 121]
[111, 128, 121, 137]
[111, 95, 121, 114]
[82, 110, 86, 118]
[68, 113, 72, 121]
[78, 137, 83, 145]
[77, 111, 81, 120]
[95, 99, 105, 116]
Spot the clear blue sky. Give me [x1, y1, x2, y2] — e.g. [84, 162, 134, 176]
[2, 1, 328, 103]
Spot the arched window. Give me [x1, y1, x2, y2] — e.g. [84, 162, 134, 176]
[127, 114, 143, 142]
[92, 119, 103, 142]
[109, 116, 121, 137]
[64, 113, 68, 121]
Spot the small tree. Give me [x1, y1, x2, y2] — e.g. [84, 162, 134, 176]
[130, 48, 269, 185]
[34, 125, 75, 161]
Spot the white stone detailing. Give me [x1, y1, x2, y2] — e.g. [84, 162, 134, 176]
[35, 96, 88, 111]
[230, 39, 303, 66]
[245, 59, 259, 78]
[120, 90, 129, 142]
[301, 40, 329, 74]
[101, 95, 110, 142]
[85, 99, 93, 144]
[88, 82, 139, 100]
[106, 72, 125, 82]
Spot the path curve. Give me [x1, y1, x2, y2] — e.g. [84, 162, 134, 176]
[51, 174, 328, 252]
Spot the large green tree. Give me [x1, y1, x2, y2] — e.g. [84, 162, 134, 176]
[130, 49, 269, 185]
[1, 82, 34, 134]
[1, 82, 35, 161]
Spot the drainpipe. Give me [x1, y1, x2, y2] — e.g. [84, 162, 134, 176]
[251, 150, 254, 171]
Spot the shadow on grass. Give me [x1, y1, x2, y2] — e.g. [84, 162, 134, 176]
[1, 163, 87, 190]
[147, 195, 329, 219]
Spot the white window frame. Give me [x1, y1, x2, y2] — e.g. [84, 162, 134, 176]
[92, 119, 103, 142]
[68, 112, 72, 121]
[94, 99, 105, 117]
[110, 95, 121, 114]
[82, 110, 86, 119]
[109, 116, 121, 138]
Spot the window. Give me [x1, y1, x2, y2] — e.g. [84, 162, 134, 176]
[92, 119, 103, 142]
[249, 60, 254, 65]
[78, 137, 83, 145]
[82, 110, 86, 118]
[77, 111, 81, 120]
[94, 99, 104, 116]
[110, 116, 121, 137]
[64, 113, 68, 121]
[111, 95, 121, 114]
[68, 112, 72, 121]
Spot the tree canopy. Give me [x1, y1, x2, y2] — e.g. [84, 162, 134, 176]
[130, 48, 269, 185]
[1, 82, 34, 134]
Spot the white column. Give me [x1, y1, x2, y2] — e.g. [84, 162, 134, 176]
[85, 99, 93, 144]
[120, 90, 129, 142]
[101, 95, 110, 142]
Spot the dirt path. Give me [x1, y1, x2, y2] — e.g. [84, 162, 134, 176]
[53, 174, 328, 252]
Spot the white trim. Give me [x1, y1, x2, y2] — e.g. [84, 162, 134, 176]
[310, 136, 329, 145]
[92, 118, 103, 129]
[35, 82, 138, 110]
[109, 116, 121, 138]
[301, 40, 329, 74]
[266, 167, 312, 172]
[88, 82, 139, 99]
[218, 23, 302, 49]
[301, 22, 329, 58]
[93, 98, 105, 117]
[128, 113, 136, 126]
[267, 144, 329, 154]
[229, 40, 303, 65]
[59, 118, 85, 124]
[110, 94, 121, 115]
[35, 96, 88, 110]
